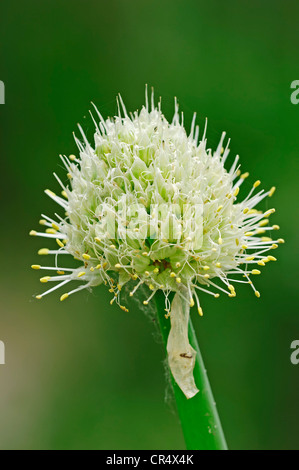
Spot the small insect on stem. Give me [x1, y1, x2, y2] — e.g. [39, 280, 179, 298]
[180, 352, 193, 359]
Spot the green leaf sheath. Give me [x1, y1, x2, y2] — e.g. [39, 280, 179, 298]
[155, 291, 228, 450]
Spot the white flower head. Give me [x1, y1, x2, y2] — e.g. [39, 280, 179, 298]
[31, 88, 283, 397]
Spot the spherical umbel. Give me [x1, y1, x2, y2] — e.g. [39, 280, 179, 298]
[31, 88, 283, 316]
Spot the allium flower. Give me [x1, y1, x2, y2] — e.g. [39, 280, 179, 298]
[30, 89, 283, 398]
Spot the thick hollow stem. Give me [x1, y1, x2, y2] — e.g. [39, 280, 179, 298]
[155, 290, 228, 450]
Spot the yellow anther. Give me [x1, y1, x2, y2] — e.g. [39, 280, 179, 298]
[272, 225, 280, 230]
[267, 255, 277, 261]
[52, 223, 60, 231]
[110, 244, 116, 249]
[269, 186, 276, 197]
[38, 248, 49, 255]
[56, 238, 64, 248]
[29, 230, 37, 236]
[236, 169, 241, 176]
[60, 293, 69, 301]
[149, 284, 155, 290]
[203, 265, 210, 270]
[117, 284, 122, 291]
[253, 180, 261, 188]
[271, 244, 278, 249]
[120, 306, 129, 312]
[61, 190, 68, 199]
[190, 298, 195, 307]
[217, 205, 223, 212]
[153, 268, 159, 274]
[39, 219, 47, 225]
[198, 307, 203, 317]
[264, 208, 275, 217]
[142, 252, 148, 256]
[235, 238, 239, 246]
[175, 262, 181, 268]
[248, 209, 258, 215]
[69, 154, 76, 161]
[256, 229, 266, 235]
[170, 272, 176, 278]
[95, 237, 101, 243]
[40, 276, 51, 283]
[243, 207, 249, 214]
[241, 244, 248, 249]
[96, 264, 102, 269]
[145, 271, 150, 276]
[214, 293, 220, 298]
[35, 295, 42, 300]
[204, 274, 210, 279]
[45, 189, 56, 198]
[102, 262, 108, 268]
[216, 262, 221, 268]
[132, 274, 138, 280]
[241, 172, 249, 179]
[90, 267, 94, 272]
[245, 231, 254, 237]
[228, 284, 235, 292]
[228, 292, 236, 297]
[233, 187, 240, 197]
[261, 236, 272, 242]
[255, 291, 261, 298]
[246, 256, 255, 261]
[57, 271, 65, 275]
[277, 238, 285, 244]
[67, 173, 72, 179]
[252, 269, 261, 275]
[77, 271, 86, 278]
[82, 254, 91, 260]
[129, 292, 134, 297]
[143, 300, 148, 305]
[31, 264, 41, 270]
[257, 261, 265, 266]
[115, 263, 121, 269]
[176, 277, 181, 283]
[46, 228, 57, 234]
[259, 219, 269, 227]
[218, 237, 223, 245]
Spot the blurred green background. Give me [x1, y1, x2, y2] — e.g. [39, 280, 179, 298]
[0, 0, 298, 450]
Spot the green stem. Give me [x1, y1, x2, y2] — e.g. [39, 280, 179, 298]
[155, 291, 228, 450]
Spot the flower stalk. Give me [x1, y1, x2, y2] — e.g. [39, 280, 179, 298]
[155, 290, 228, 450]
